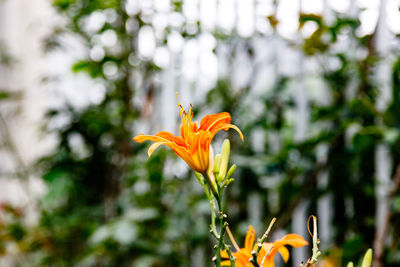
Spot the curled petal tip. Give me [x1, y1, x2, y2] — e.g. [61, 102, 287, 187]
[148, 142, 165, 156]
[229, 124, 244, 141]
[227, 124, 244, 141]
[237, 128, 244, 141]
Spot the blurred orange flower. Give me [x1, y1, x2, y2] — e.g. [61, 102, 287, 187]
[222, 226, 308, 267]
[133, 98, 243, 175]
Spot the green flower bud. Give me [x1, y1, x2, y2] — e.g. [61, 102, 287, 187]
[361, 249, 373, 267]
[219, 139, 230, 179]
[226, 164, 237, 178]
[347, 262, 354, 267]
[213, 154, 222, 175]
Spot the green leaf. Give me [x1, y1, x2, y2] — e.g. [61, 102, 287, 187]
[0, 90, 22, 101]
[72, 60, 102, 78]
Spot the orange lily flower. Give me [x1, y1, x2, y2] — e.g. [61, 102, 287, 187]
[222, 226, 308, 267]
[133, 98, 243, 175]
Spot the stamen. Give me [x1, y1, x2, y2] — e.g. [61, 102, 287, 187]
[176, 92, 180, 107]
[175, 94, 193, 144]
[176, 93, 184, 123]
[189, 104, 194, 121]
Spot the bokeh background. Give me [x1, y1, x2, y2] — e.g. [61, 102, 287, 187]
[1, 0, 400, 266]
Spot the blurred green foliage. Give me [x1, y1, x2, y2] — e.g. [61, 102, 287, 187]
[0, 1, 400, 267]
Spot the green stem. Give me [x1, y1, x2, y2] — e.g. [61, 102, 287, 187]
[209, 198, 219, 240]
[251, 255, 260, 267]
[256, 218, 276, 255]
[216, 192, 236, 267]
[215, 210, 224, 267]
[301, 216, 321, 267]
[225, 244, 235, 267]
[203, 172, 235, 267]
[213, 192, 224, 267]
[251, 218, 276, 267]
[203, 172, 219, 199]
[310, 216, 321, 263]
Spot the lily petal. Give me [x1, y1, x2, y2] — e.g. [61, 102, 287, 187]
[221, 250, 229, 258]
[213, 123, 244, 141]
[200, 112, 231, 132]
[244, 226, 256, 251]
[278, 246, 289, 262]
[274, 234, 308, 248]
[133, 131, 175, 143]
[148, 142, 168, 156]
[221, 260, 232, 266]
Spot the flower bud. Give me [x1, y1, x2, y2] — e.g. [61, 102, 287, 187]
[226, 164, 237, 178]
[347, 262, 354, 267]
[213, 154, 222, 175]
[219, 139, 230, 179]
[361, 249, 372, 267]
[222, 178, 235, 187]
